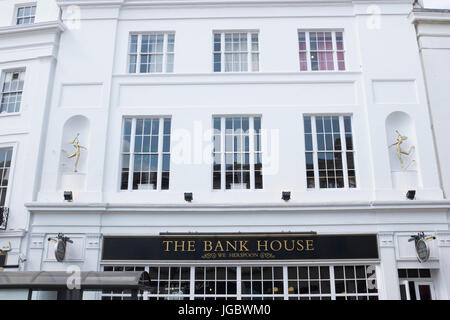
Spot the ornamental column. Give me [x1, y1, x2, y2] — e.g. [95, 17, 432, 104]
[434, 231, 450, 299]
[378, 232, 401, 300]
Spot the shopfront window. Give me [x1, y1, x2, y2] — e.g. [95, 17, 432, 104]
[241, 266, 284, 300]
[194, 267, 238, 300]
[101, 265, 146, 300]
[333, 265, 378, 300]
[287, 266, 332, 300]
[101, 264, 378, 300]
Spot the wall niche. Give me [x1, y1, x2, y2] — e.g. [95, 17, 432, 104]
[58, 115, 90, 191]
[385, 111, 420, 190]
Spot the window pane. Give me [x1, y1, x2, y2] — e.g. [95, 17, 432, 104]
[16, 6, 36, 25]
[132, 33, 174, 73]
[300, 31, 345, 71]
[255, 170, 263, 189]
[305, 116, 356, 189]
[214, 117, 262, 190]
[121, 118, 170, 190]
[1, 71, 25, 114]
[344, 116, 352, 133]
[213, 172, 221, 189]
[167, 34, 175, 52]
[166, 54, 174, 73]
[305, 153, 314, 170]
[0, 148, 13, 206]
[129, 35, 138, 53]
[214, 53, 221, 72]
[215, 32, 258, 72]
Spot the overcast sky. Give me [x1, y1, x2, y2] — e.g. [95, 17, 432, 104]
[423, 0, 450, 9]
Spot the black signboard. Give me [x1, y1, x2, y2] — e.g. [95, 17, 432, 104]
[102, 234, 379, 261]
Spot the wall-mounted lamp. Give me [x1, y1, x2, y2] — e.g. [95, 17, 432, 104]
[64, 191, 73, 202]
[406, 190, 416, 200]
[184, 192, 193, 202]
[282, 191, 291, 201]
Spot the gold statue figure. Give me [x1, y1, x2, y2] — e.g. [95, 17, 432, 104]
[390, 130, 415, 170]
[63, 133, 87, 173]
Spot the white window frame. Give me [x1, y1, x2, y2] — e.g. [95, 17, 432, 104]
[399, 280, 411, 300]
[0, 69, 26, 115]
[127, 32, 175, 74]
[212, 116, 263, 191]
[298, 30, 346, 72]
[119, 117, 171, 191]
[14, 3, 37, 25]
[0, 144, 17, 210]
[100, 264, 379, 301]
[304, 114, 357, 190]
[213, 31, 260, 73]
[331, 265, 378, 300]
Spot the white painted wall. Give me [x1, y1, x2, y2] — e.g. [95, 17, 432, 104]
[410, 8, 450, 229]
[0, 0, 59, 27]
[0, 0, 61, 268]
[421, 0, 450, 9]
[35, 0, 443, 206]
[422, 41, 450, 198]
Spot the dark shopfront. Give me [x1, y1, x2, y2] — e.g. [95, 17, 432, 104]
[100, 233, 380, 300]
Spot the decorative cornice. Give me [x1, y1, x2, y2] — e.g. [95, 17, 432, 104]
[0, 21, 65, 37]
[0, 230, 26, 238]
[56, 0, 413, 8]
[409, 9, 450, 24]
[25, 199, 450, 213]
[57, 0, 124, 6]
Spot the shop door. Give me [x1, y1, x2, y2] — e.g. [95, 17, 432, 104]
[399, 281, 435, 300]
[414, 282, 435, 300]
[398, 268, 435, 300]
[399, 280, 411, 300]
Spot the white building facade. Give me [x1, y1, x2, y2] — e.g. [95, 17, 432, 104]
[0, 0, 450, 300]
[0, 0, 62, 294]
[410, 6, 450, 202]
[408, 2, 450, 299]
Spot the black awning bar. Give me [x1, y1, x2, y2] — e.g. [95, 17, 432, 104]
[1, 265, 20, 269]
[0, 271, 151, 291]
